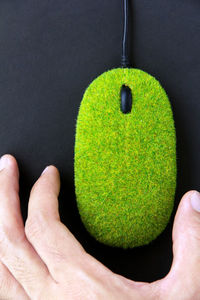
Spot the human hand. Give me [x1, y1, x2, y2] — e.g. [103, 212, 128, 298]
[0, 154, 199, 300]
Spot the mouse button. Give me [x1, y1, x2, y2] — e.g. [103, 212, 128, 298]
[120, 84, 132, 114]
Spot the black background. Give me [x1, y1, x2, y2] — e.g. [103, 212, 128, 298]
[0, 0, 199, 283]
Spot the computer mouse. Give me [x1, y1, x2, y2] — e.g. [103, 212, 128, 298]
[74, 67, 177, 249]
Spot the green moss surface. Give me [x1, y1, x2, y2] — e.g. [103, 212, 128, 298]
[74, 68, 177, 248]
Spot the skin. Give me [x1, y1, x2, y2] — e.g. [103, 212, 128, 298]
[0, 154, 199, 300]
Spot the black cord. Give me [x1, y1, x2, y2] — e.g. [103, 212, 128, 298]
[121, 0, 129, 68]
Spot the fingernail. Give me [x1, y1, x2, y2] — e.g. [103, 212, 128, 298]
[41, 166, 49, 175]
[190, 191, 200, 212]
[0, 155, 11, 171]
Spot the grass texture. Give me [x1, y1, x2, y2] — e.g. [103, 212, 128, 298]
[74, 68, 177, 249]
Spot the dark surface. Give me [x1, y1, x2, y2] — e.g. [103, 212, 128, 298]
[0, 0, 199, 282]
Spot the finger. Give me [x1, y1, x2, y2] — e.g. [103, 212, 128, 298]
[0, 261, 30, 300]
[27, 165, 61, 221]
[25, 165, 85, 281]
[169, 190, 200, 291]
[0, 154, 53, 298]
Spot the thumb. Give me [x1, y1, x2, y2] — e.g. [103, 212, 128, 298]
[169, 190, 200, 290]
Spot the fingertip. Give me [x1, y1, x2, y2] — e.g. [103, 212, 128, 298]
[184, 189, 198, 200]
[172, 189, 200, 247]
[175, 190, 196, 211]
[189, 190, 200, 213]
[0, 153, 17, 166]
[30, 164, 60, 199]
[41, 165, 60, 177]
[172, 191, 195, 240]
[0, 154, 19, 177]
[28, 164, 61, 223]
[169, 190, 200, 283]
[41, 166, 50, 175]
[181, 190, 197, 202]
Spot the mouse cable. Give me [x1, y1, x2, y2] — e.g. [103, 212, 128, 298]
[121, 0, 130, 68]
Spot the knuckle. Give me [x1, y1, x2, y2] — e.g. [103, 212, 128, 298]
[0, 222, 24, 247]
[46, 247, 67, 268]
[25, 212, 48, 239]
